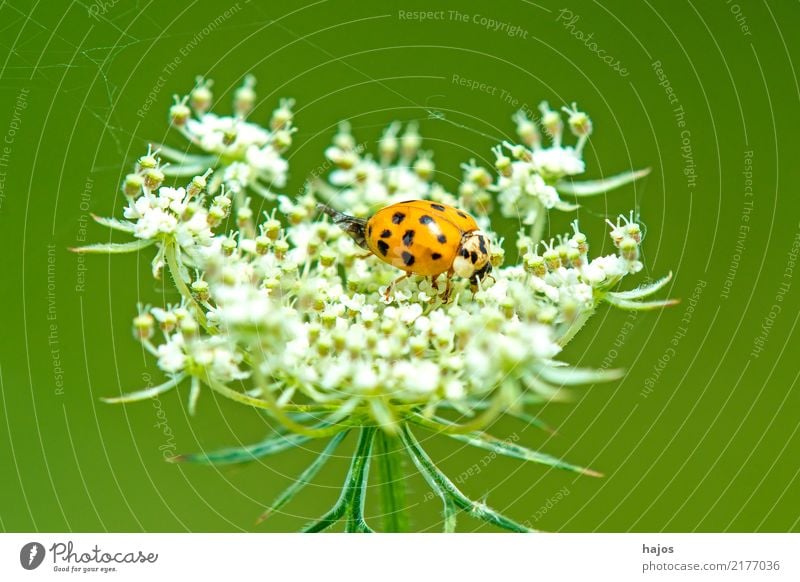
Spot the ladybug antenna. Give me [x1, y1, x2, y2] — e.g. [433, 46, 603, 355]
[316, 204, 368, 250]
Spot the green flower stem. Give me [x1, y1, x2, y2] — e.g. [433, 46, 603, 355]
[374, 431, 409, 533]
[302, 426, 376, 533]
[399, 424, 534, 533]
[344, 426, 377, 533]
[164, 239, 208, 329]
[530, 198, 547, 245]
[257, 430, 350, 524]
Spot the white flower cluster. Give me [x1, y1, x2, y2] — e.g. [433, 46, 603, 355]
[458, 101, 615, 227]
[80, 78, 670, 436]
[126, 198, 645, 427]
[316, 121, 439, 218]
[164, 76, 295, 198]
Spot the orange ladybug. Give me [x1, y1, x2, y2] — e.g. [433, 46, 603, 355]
[318, 200, 492, 300]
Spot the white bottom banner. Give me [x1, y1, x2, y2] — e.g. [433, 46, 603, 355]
[1, 533, 796, 581]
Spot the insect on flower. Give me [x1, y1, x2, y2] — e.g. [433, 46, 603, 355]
[318, 200, 493, 300]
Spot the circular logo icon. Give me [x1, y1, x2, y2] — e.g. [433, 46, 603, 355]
[19, 542, 45, 570]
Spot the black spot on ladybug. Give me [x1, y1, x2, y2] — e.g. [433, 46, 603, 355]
[457, 211, 468, 219]
[470, 251, 478, 264]
[380, 229, 392, 238]
[377, 240, 389, 256]
[402, 230, 415, 247]
[419, 215, 434, 225]
[437, 234, 447, 244]
[477, 235, 487, 254]
[401, 251, 415, 266]
[430, 203, 446, 211]
[392, 212, 405, 224]
[431, 252, 442, 260]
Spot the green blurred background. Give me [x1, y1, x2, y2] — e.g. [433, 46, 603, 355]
[1, 0, 798, 532]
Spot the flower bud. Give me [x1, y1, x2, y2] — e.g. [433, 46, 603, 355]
[539, 101, 563, 142]
[234, 75, 256, 116]
[288, 206, 307, 225]
[567, 247, 583, 268]
[524, 253, 546, 277]
[619, 237, 639, 261]
[537, 305, 558, 324]
[222, 126, 237, 146]
[133, 313, 154, 340]
[560, 297, 579, 322]
[321, 311, 337, 329]
[213, 194, 230, 208]
[221, 267, 237, 286]
[409, 336, 427, 357]
[273, 129, 293, 151]
[207, 206, 226, 227]
[466, 164, 492, 188]
[513, 111, 541, 148]
[263, 218, 281, 241]
[307, 323, 322, 343]
[490, 246, 505, 268]
[335, 150, 358, 170]
[221, 237, 237, 256]
[543, 248, 561, 271]
[190, 78, 213, 114]
[625, 222, 642, 243]
[319, 249, 336, 267]
[137, 150, 159, 171]
[563, 103, 592, 137]
[169, 95, 191, 126]
[493, 146, 512, 178]
[274, 239, 289, 259]
[270, 98, 294, 130]
[401, 125, 422, 158]
[263, 277, 280, 291]
[506, 142, 532, 162]
[334, 123, 355, 150]
[237, 206, 253, 228]
[187, 170, 211, 197]
[571, 229, 588, 255]
[316, 336, 332, 356]
[122, 173, 144, 197]
[474, 190, 493, 214]
[143, 168, 164, 190]
[379, 122, 400, 163]
[413, 156, 435, 181]
[180, 316, 199, 339]
[255, 235, 270, 255]
[191, 279, 210, 301]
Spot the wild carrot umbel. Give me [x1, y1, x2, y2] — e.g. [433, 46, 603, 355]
[73, 76, 676, 532]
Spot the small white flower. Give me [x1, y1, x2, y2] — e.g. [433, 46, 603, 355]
[353, 364, 379, 392]
[157, 335, 186, 373]
[531, 146, 585, 178]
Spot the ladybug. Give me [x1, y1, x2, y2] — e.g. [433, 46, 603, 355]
[318, 200, 492, 300]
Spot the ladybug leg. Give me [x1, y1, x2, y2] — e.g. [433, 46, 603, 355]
[383, 272, 411, 301]
[442, 271, 454, 303]
[430, 274, 440, 292]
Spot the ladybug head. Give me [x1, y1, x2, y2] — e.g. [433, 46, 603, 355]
[452, 231, 492, 285]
